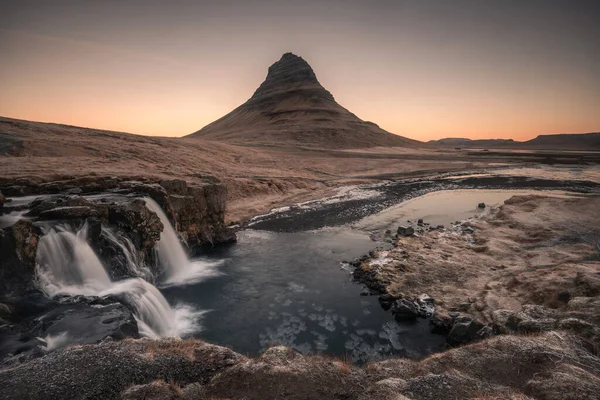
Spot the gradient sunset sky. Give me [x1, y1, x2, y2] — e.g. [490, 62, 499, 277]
[1, 0, 599, 141]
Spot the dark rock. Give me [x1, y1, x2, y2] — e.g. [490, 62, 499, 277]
[0, 190, 5, 211]
[39, 205, 99, 220]
[397, 226, 415, 237]
[430, 312, 453, 334]
[0, 295, 139, 366]
[0, 220, 40, 297]
[108, 199, 163, 250]
[417, 218, 423, 225]
[378, 294, 395, 311]
[557, 318, 596, 336]
[158, 180, 236, 250]
[447, 317, 485, 344]
[391, 299, 420, 320]
[86, 217, 103, 242]
[11, 219, 40, 266]
[517, 318, 556, 333]
[478, 203, 486, 208]
[491, 309, 522, 333]
[28, 195, 99, 217]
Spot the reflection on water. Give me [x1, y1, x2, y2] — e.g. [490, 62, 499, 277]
[355, 189, 581, 231]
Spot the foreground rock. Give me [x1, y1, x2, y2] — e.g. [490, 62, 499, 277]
[353, 195, 600, 349]
[0, 332, 598, 399]
[0, 294, 138, 366]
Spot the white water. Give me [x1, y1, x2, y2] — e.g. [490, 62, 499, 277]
[36, 224, 200, 338]
[144, 197, 222, 286]
[36, 227, 112, 296]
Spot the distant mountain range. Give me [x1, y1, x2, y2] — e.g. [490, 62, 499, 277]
[187, 53, 419, 149]
[429, 132, 600, 150]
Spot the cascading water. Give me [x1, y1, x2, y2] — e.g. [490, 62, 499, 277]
[144, 197, 221, 286]
[36, 227, 112, 296]
[102, 227, 153, 281]
[36, 224, 201, 338]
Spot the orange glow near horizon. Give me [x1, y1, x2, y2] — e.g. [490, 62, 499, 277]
[1, 2, 599, 142]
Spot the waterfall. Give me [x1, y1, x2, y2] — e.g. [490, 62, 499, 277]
[102, 227, 153, 281]
[36, 227, 112, 296]
[143, 197, 221, 286]
[36, 224, 200, 338]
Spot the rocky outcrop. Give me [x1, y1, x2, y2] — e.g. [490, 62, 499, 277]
[1, 175, 235, 250]
[159, 179, 235, 248]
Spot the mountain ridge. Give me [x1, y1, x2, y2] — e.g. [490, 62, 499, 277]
[429, 132, 600, 150]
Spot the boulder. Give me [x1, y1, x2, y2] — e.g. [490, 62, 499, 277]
[391, 299, 420, 320]
[491, 309, 522, 333]
[416, 294, 435, 317]
[447, 316, 486, 344]
[397, 226, 415, 237]
[478, 203, 486, 208]
[378, 294, 395, 310]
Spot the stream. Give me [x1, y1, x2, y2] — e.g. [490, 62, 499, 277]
[164, 165, 600, 362]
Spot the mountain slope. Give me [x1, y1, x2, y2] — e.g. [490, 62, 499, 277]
[187, 53, 419, 149]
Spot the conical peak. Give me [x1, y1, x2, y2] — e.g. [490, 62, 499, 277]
[249, 53, 334, 102]
[266, 52, 317, 84]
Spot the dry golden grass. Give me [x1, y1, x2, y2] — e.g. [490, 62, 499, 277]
[142, 338, 205, 361]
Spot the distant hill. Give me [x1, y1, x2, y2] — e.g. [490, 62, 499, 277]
[430, 132, 600, 150]
[187, 53, 419, 149]
[429, 138, 516, 148]
[523, 132, 600, 149]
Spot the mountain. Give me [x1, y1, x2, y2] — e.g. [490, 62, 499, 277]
[430, 132, 600, 150]
[187, 53, 419, 149]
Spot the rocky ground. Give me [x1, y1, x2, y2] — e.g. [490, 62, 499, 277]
[353, 195, 600, 350]
[0, 331, 598, 400]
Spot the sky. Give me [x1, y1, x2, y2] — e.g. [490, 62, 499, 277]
[0, 0, 599, 141]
